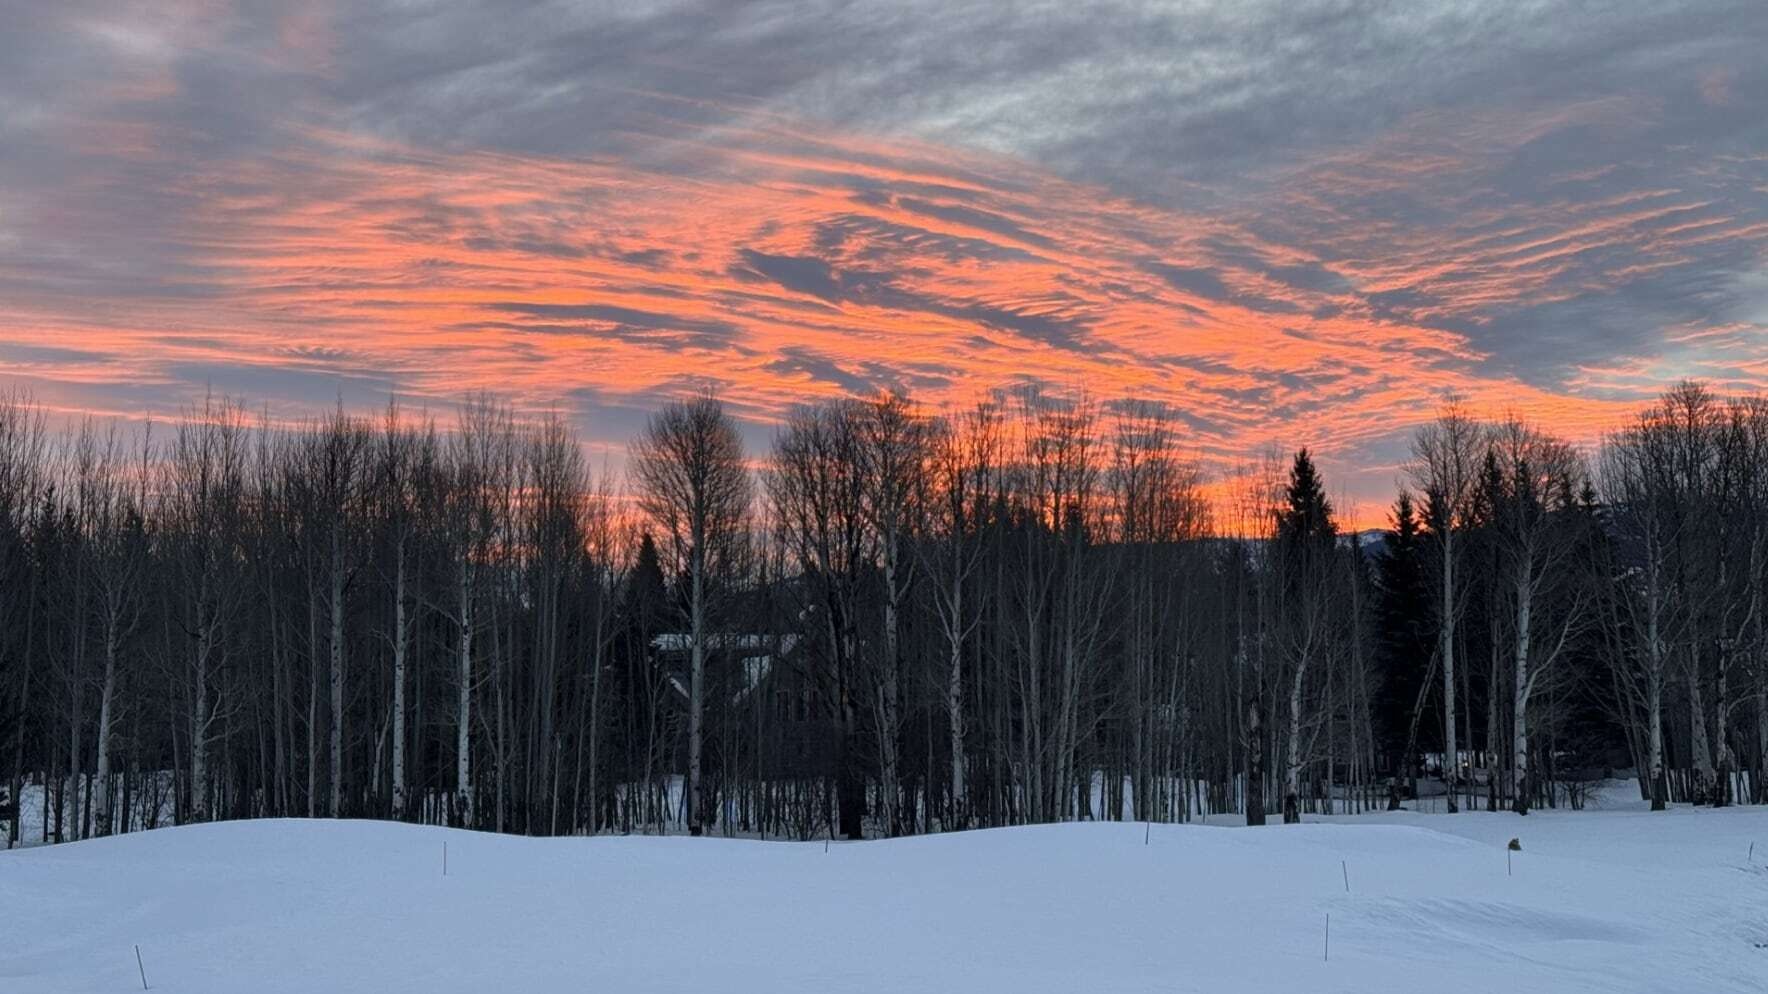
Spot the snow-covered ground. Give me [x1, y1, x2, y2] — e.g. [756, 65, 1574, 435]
[4, 789, 1766, 993]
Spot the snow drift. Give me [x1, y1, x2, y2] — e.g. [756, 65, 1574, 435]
[4, 803, 1766, 993]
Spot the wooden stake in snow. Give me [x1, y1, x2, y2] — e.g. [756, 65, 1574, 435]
[1145, 822, 1151, 846]
[1341, 860, 1349, 893]
[1323, 913, 1330, 962]
[443, 840, 448, 877]
[134, 944, 148, 990]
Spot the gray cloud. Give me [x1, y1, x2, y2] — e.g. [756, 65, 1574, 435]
[732, 249, 1095, 352]
[2, 0, 1765, 509]
[489, 302, 742, 350]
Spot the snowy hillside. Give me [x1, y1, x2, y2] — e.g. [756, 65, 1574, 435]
[5, 802, 1766, 993]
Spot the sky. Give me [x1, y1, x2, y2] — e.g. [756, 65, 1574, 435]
[2, 1, 1765, 522]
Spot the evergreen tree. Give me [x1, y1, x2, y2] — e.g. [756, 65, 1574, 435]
[1275, 448, 1337, 823]
[1373, 491, 1431, 797]
[1276, 448, 1335, 556]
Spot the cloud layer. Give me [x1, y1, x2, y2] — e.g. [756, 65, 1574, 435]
[2, 1, 1764, 517]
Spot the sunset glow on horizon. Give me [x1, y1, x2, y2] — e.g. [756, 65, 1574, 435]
[4, 2, 1765, 525]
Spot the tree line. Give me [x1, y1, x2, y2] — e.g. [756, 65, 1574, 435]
[2, 379, 1765, 846]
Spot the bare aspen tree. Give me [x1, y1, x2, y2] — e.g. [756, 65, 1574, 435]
[301, 408, 370, 819]
[573, 468, 622, 834]
[1487, 418, 1589, 814]
[917, 403, 999, 828]
[1229, 453, 1284, 825]
[78, 420, 151, 836]
[0, 392, 47, 848]
[1109, 402, 1207, 822]
[166, 395, 249, 823]
[1602, 418, 1675, 810]
[442, 397, 513, 827]
[1738, 398, 1768, 803]
[631, 392, 751, 837]
[768, 400, 872, 838]
[859, 391, 929, 837]
[1409, 403, 1479, 812]
[520, 412, 589, 834]
[372, 402, 429, 820]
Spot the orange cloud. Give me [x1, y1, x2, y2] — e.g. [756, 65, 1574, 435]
[1, 108, 1751, 528]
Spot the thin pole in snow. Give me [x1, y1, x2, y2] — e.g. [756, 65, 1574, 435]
[443, 840, 448, 877]
[824, 837, 829, 854]
[1506, 847, 1512, 877]
[1750, 841, 1755, 863]
[1323, 913, 1330, 963]
[1341, 860, 1349, 893]
[1145, 822, 1151, 846]
[134, 944, 148, 990]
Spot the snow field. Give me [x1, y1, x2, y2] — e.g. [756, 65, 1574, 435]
[4, 800, 1766, 993]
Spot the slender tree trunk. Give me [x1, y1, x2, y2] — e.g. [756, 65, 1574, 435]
[390, 547, 408, 820]
[1755, 606, 1768, 804]
[8, 594, 31, 848]
[586, 631, 606, 835]
[328, 526, 345, 819]
[1646, 556, 1667, 810]
[191, 638, 209, 824]
[1245, 640, 1266, 826]
[688, 540, 706, 836]
[93, 626, 119, 836]
[270, 607, 288, 817]
[1282, 652, 1308, 825]
[456, 560, 475, 827]
[1512, 566, 1533, 815]
[1441, 531, 1459, 813]
[306, 582, 319, 818]
[1688, 651, 1713, 805]
[1647, 667, 1666, 810]
[946, 580, 967, 829]
[1713, 650, 1733, 807]
[879, 542, 902, 837]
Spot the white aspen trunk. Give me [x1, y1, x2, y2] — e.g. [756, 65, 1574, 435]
[1025, 598, 1043, 822]
[1282, 652, 1307, 824]
[1244, 640, 1265, 826]
[1647, 668, 1666, 808]
[1688, 656, 1713, 803]
[67, 669, 83, 839]
[93, 625, 118, 836]
[1756, 591, 1767, 803]
[879, 542, 901, 837]
[1441, 530, 1459, 812]
[1645, 552, 1666, 810]
[191, 639, 209, 824]
[946, 574, 967, 828]
[1754, 552, 1767, 804]
[370, 715, 386, 801]
[1054, 622, 1072, 821]
[306, 586, 318, 818]
[1714, 655, 1733, 806]
[270, 610, 288, 816]
[1512, 565, 1533, 814]
[390, 546, 408, 820]
[586, 619, 607, 834]
[494, 615, 508, 834]
[329, 525, 345, 819]
[688, 538, 705, 836]
[456, 560, 475, 827]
